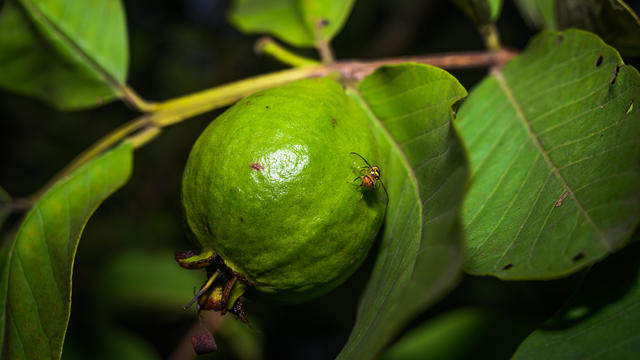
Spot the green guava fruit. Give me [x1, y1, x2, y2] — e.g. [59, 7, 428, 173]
[177, 78, 386, 317]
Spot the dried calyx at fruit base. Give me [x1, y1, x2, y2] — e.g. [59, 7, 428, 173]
[175, 250, 249, 322]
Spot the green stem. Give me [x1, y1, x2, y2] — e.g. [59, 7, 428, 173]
[118, 84, 158, 113]
[313, 19, 335, 64]
[255, 37, 320, 67]
[316, 39, 335, 64]
[149, 66, 329, 126]
[481, 23, 502, 51]
[128, 125, 162, 149]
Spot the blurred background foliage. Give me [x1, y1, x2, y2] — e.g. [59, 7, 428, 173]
[1, 0, 639, 359]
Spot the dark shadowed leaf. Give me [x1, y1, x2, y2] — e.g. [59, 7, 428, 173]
[457, 29, 640, 279]
[99, 250, 202, 312]
[61, 326, 160, 360]
[0, 0, 129, 110]
[512, 239, 640, 360]
[337, 64, 469, 359]
[228, 0, 356, 48]
[95, 327, 160, 360]
[513, 0, 557, 28]
[556, 0, 640, 56]
[0, 187, 10, 230]
[382, 307, 533, 360]
[216, 315, 264, 360]
[452, 0, 503, 25]
[513, 0, 640, 56]
[0, 142, 133, 360]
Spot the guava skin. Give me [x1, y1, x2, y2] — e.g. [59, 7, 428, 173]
[182, 78, 386, 302]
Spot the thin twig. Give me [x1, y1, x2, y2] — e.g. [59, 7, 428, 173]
[314, 19, 335, 64]
[255, 37, 320, 67]
[330, 49, 518, 81]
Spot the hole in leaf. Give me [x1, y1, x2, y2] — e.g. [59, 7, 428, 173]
[502, 263, 513, 270]
[610, 65, 622, 85]
[594, 55, 603, 67]
[572, 253, 585, 262]
[625, 100, 634, 115]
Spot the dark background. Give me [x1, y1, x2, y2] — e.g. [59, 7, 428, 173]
[1, 1, 639, 359]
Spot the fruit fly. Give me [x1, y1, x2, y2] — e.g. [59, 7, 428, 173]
[350, 152, 388, 200]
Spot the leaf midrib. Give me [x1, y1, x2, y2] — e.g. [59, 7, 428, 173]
[493, 70, 612, 251]
[19, 0, 123, 93]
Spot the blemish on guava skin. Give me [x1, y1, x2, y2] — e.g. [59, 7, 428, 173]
[265, 105, 270, 110]
[251, 162, 265, 171]
[331, 116, 337, 127]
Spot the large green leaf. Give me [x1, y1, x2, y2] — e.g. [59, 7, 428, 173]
[514, 0, 640, 56]
[0, 0, 129, 110]
[228, 0, 356, 48]
[457, 29, 640, 279]
[0, 142, 133, 360]
[512, 240, 640, 359]
[337, 64, 469, 359]
[452, 0, 504, 25]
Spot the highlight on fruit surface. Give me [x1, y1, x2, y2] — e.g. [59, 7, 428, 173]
[176, 77, 387, 325]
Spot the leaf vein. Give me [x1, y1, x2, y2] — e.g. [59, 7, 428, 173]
[399, 121, 449, 147]
[14, 252, 53, 358]
[495, 70, 612, 251]
[465, 139, 532, 229]
[557, 139, 640, 171]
